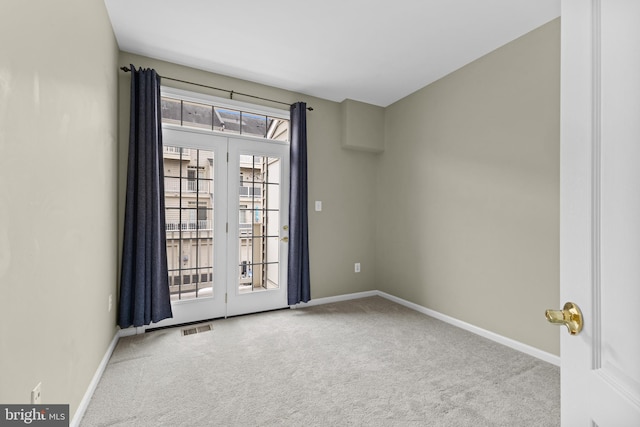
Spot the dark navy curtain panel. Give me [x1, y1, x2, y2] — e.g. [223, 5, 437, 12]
[118, 65, 173, 328]
[287, 102, 311, 305]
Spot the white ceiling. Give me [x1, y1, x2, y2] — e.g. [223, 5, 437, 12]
[104, 0, 559, 107]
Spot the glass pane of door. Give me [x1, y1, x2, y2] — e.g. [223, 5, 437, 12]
[237, 155, 281, 294]
[164, 147, 214, 301]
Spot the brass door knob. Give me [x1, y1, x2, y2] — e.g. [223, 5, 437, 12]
[281, 236, 289, 243]
[545, 302, 583, 335]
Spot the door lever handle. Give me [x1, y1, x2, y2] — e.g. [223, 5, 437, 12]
[545, 302, 583, 335]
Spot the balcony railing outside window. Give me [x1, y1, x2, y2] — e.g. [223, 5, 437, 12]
[239, 186, 261, 197]
[164, 146, 191, 156]
[165, 177, 211, 193]
[166, 220, 212, 231]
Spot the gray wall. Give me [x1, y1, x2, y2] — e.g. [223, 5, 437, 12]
[0, 0, 119, 418]
[341, 99, 385, 152]
[118, 52, 380, 301]
[376, 19, 560, 355]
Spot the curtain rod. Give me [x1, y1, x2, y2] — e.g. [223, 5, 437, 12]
[120, 66, 313, 111]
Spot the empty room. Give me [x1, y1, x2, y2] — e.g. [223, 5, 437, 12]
[1, 1, 638, 426]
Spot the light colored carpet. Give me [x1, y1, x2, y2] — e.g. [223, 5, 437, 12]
[80, 296, 559, 426]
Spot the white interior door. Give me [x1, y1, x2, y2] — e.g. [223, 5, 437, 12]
[226, 138, 289, 317]
[560, 1, 640, 425]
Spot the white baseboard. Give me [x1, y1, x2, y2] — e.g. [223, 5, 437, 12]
[295, 290, 560, 367]
[118, 326, 146, 337]
[290, 290, 379, 308]
[375, 291, 560, 366]
[70, 331, 121, 427]
[71, 324, 148, 426]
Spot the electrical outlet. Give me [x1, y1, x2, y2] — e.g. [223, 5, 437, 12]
[31, 382, 41, 404]
[355, 263, 361, 273]
[108, 294, 113, 312]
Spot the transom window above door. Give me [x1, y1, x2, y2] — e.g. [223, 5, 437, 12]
[160, 87, 290, 141]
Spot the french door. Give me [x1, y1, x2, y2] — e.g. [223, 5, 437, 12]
[152, 127, 289, 328]
[226, 138, 289, 317]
